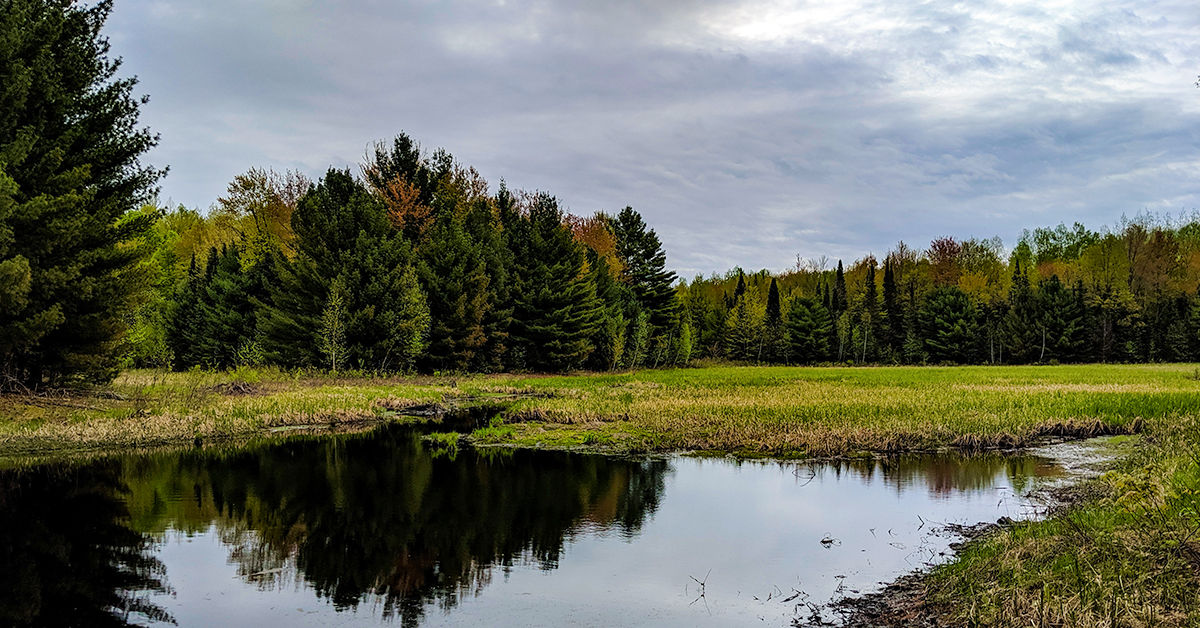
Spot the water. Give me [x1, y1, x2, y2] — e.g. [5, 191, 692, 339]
[0, 424, 1075, 627]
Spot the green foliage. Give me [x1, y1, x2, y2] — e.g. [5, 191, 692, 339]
[919, 285, 976, 364]
[624, 310, 650, 369]
[508, 193, 602, 371]
[258, 169, 429, 371]
[0, 0, 163, 387]
[608, 206, 679, 332]
[724, 292, 765, 362]
[785, 296, 832, 364]
[319, 279, 348, 372]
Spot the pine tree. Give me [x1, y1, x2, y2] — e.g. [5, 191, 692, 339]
[259, 169, 429, 371]
[0, 1, 164, 387]
[1004, 259, 1039, 363]
[785, 297, 832, 364]
[919, 285, 976, 364]
[832, 261, 847, 316]
[508, 193, 602, 371]
[608, 207, 678, 332]
[763, 278, 786, 363]
[166, 253, 207, 368]
[190, 243, 271, 369]
[881, 258, 902, 357]
[766, 278, 782, 325]
[417, 212, 490, 371]
[723, 292, 765, 362]
[859, 260, 879, 362]
[1037, 275, 1086, 363]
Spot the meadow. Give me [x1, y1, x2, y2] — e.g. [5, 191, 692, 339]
[1, 363, 1195, 459]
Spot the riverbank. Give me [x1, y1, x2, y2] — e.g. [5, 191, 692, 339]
[0, 363, 1193, 459]
[837, 420, 1200, 627]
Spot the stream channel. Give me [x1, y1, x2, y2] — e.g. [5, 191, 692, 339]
[0, 418, 1112, 628]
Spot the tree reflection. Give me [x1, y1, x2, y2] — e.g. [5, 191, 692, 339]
[122, 425, 669, 626]
[0, 463, 173, 627]
[821, 452, 1060, 496]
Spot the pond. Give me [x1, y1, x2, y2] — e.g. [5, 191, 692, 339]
[0, 423, 1080, 627]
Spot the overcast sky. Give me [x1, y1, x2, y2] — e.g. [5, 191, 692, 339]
[106, 0, 1200, 277]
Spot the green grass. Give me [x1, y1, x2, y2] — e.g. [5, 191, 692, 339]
[1, 363, 1195, 458]
[465, 364, 1196, 456]
[925, 413, 1200, 627]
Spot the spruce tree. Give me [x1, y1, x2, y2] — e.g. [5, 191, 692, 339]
[785, 297, 832, 364]
[766, 278, 782, 325]
[919, 285, 976, 364]
[1004, 259, 1039, 363]
[881, 258, 902, 357]
[859, 260, 879, 362]
[832, 261, 847, 316]
[0, 0, 164, 386]
[417, 212, 490, 371]
[192, 243, 269, 369]
[508, 193, 602, 371]
[1036, 275, 1085, 363]
[608, 207, 678, 331]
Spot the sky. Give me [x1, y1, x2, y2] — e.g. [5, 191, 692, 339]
[105, 0, 1200, 277]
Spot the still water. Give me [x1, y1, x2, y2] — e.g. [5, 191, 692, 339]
[0, 424, 1070, 627]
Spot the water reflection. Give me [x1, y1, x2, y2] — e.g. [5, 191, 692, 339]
[121, 425, 669, 625]
[0, 423, 1072, 628]
[0, 463, 172, 627]
[817, 452, 1061, 496]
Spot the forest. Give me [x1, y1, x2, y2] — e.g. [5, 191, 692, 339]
[4, 0, 1200, 391]
[116, 157, 1200, 377]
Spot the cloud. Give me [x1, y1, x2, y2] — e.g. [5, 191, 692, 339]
[107, 0, 1200, 275]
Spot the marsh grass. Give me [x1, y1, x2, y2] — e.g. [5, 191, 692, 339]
[1, 363, 1196, 459]
[466, 364, 1195, 456]
[926, 414, 1200, 627]
[0, 367, 456, 455]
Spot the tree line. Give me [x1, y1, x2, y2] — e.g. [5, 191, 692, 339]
[682, 220, 1200, 365]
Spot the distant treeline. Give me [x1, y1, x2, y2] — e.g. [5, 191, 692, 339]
[683, 219, 1200, 365]
[124, 135, 685, 374]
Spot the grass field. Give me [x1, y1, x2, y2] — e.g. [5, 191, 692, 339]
[1, 363, 1196, 458]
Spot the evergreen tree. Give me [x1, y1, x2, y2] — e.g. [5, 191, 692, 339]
[734, 270, 747, 302]
[1036, 275, 1086, 363]
[858, 260, 879, 362]
[508, 193, 602, 371]
[723, 292, 765, 362]
[881, 258, 902, 357]
[1004, 259, 1039, 363]
[919, 285, 976, 364]
[608, 207, 678, 332]
[166, 253, 207, 368]
[190, 243, 272, 369]
[766, 278, 782, 325]
[0, 1, 164, 387]
[587, 254, 627, 371]
[785, 297, 832, 364]
[417, 212, 490, 371]
[762, 278, 786, 362]
[832, 261, 847, 316]
[259, 169, 429, 371]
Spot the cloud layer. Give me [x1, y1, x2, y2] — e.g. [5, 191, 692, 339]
[107, 0, 1200, 275]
